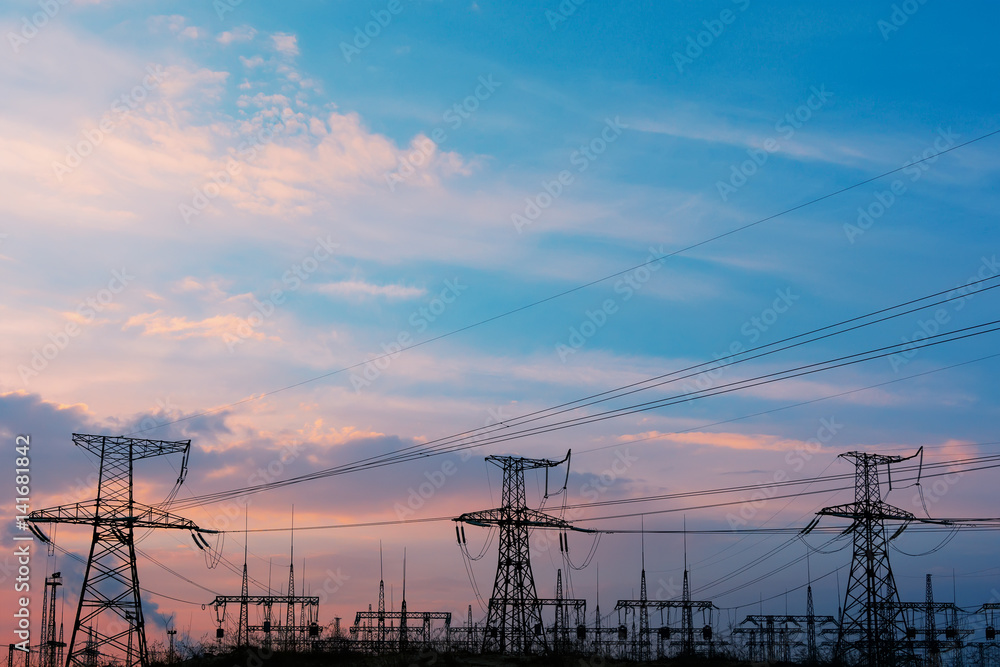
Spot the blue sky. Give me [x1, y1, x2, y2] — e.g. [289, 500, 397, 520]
[2, 0, 999, 653]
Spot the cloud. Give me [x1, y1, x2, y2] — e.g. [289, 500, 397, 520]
[174, 276, 217, 292]
[630, 430, 813, 452]
[217, 25, 257, 45]
[123, 311, 267, 342]
[271, 32, 299, 57]
[240, 55, 265, 69]
[0, 391, 96, 441]
[315, 280, 427, 300]
[630, 106, 874, 169]
[147, 15, 188, 34]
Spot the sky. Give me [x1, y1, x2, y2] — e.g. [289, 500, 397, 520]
[2, 0, 1000, 656]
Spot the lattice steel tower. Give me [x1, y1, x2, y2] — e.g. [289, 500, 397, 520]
[815, 450, 920, 667]
[455, 452, 578, 655]
[39, 572, 64, 667]
[28, 434, 214, 667]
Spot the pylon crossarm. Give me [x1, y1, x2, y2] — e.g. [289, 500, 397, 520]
[29, 501, 217, 532]
[911, 516, 954, 525]
[129, 502, 217, 531]
[870, 501, 916, 522]
[485, 451, 569, 471]
[72, 433, 190, 460]
[455, 508, 591, 531]
[651, 600, 715, 611]
[838, 450, 916, 466]
[621, 600, 714, 613]
[28, 501, 100, 526]
[817, 502, 916, 523]
[208, 595, 318, 606]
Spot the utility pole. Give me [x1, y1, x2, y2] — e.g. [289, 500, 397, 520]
[926, 574, 940, 667]
[285, 510, 296, 652]
[28, 434, 214, 667]
[400, 550, 408, 652]
[237, 514, 249, 647]
[554, 569, 565, 652]
[455, 451, 583, 655]
[807, 582, 818, 663]
[39, 573, 63, 667]
[378, 545, 386, 653]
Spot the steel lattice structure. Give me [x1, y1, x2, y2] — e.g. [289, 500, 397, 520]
[208, 593, 320, 649]
[454, 451, 582, 655]
[815, 450, 924, 667]
[28, 434, 215, 667]
[545, 568, 587, 653]
[735, 612, 838, 663]
[39, 572, 65, 667]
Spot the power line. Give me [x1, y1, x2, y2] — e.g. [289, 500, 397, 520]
[560, 451, 1000, 512]
[576, 353, 1000, 456]
[215, 453, 1000, 534]
[410, 276, 1000, 453]
[131, 127, 1000, 437]
[166, 285, 1000, 511]
[573, 460, 1000, 523]
[406, 319, 1000, 454]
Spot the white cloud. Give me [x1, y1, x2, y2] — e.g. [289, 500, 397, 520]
[147, 15, 187, 34]
[123, 311, 266, 342]
[217, 25, 257, 45]
[240, 55, 265, 69]
[271, 32, 299, 57]
[631, 105, 876, 169]
[316, 280, 427, 300]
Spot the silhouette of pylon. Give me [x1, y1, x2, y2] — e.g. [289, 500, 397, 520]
[814, 450, 921, 667]
[28, 434, 214, 667]
[455, 452, 582, 655]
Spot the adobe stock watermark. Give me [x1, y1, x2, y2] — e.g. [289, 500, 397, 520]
[316, 565, 351, 606]
[680, 287, 799, 395]
[877, 0, 929, 41]
[349, 278, 467, 391]
[672, 0, 750, 74]
[133, 396, 181, 434]
[843, 127, 958, 244]
[555, 246, 665, 362]
[393, 407, 509, 521]
[207, 441, 304, 533]
[726, 416, 844, 528]
[887, 254, 999, 373]
[180, 119, 286, 224]
[385, 75, 501, 192]
[532, 447, 639, 556]
[224, 235, 339, 352]
[7, 0, 72, 53]
[340, 0, 409, 63]
[52, 66, 168, 182]
[910, 467, 963, 517]
[18, 268, 134, 385]
[213, 0, 245, 20]
[716, 85, 833, 201]
[545, 0, 586, 30]
[511, 117, 627, 233]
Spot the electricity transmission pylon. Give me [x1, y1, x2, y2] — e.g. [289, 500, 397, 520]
[813, 449, 923, 667]
[455, 451, 585, 655]
[28, 434, 215, 667]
